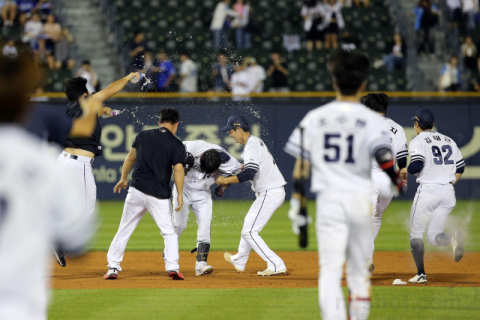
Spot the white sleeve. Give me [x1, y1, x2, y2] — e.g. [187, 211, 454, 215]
[366, 116, 392, 156]
[219, 154, 243, 177]
[409, 137, 425, 164]
[284, 113, 313, 160]
[396, 127, 408, 160]
[260, 67, 266, 80]
[244, 141, 260, 172]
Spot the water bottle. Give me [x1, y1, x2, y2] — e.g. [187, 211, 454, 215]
[101, 109, 122, 118]
[130, 73, 145, 84]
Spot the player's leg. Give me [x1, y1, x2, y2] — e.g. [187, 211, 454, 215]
[145, 195, 180, 273]
[106, 187, 147, 271]
[172, 187, 191, 238]
[345, 193, 373, 320]
[191, 190, 214, 275]
[84, 162, 97, 216]
[316, 192, 348, 320]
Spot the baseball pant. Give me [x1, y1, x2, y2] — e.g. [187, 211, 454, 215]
[107, 187, 180, 272]
[57, 151, 96, 216]
[410, 183, 456, 246]
[231, 187, 287, 272]
[368, 171, 394, 261]
[316, 190, 372, 320]
[172, 187, 212, 243]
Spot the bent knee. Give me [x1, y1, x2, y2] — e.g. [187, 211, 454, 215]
[427, 234, 438, 247]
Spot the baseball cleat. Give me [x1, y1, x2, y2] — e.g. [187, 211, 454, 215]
[54, 250, 67, 268]
[224, 252, 244, 272]
[408, 274, 427, 284]
[452, 231, 464, 262]
[257, 268, 288, 276]
[104, 268, 118, 280]
[195, 264, 214, 276]
[168, 270, 185, 280]
[369, 263, 375, 273]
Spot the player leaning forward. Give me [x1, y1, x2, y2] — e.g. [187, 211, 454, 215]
[407, 108, 465, 284]
[105, 109, 186, 280]
[216, 115, 288, 276]
[173, 140, 242, 276]
[285, 50, 405, 320]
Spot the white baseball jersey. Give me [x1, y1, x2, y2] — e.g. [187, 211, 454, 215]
[409, 131, 465, 185]
[285, 101, 391, 193]
[243, 136, 286, 193]
[0, 126, 94, 320]
[372, 118, 408, 172]
[184, 140, 242, 191]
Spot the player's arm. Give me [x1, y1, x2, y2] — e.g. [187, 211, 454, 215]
[114, 148, 137, 193]
[173, 163, 184, 211]
[396, 129, 409, 185]
[407, 139, 425, 175]
[94, 72, 140, 103]
[453, 146, 465, 186]
[70, 95, 103, 137]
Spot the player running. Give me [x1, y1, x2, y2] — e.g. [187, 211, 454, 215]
[407, 108, 465, 284]
[216, 115, 288, 276]
[172, 140, 242, 276]
[361, 93, 408, 273]
[285, 50, 405, 320]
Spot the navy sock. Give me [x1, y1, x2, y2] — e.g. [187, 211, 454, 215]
[410, 238, 425, 275]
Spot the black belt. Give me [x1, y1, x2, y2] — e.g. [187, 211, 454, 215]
[69, 154, 94, 164]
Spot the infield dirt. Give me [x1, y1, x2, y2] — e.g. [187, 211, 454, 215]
[51, 251, 480, 289]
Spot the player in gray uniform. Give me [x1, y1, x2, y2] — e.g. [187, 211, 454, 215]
[407, 108, 465, 284]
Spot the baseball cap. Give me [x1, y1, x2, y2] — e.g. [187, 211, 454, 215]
[411, 108, 435, 127]
[220, 115, 249, 132]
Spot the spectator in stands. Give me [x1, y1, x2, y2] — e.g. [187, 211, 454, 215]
[2, 38, 17, 57]
[1, 0, 17, 27]
[461, 35, 478, 72]
[230, 60, 250, 101]
[446, 0, 462, 28]
[439, 55, 461, 92]
[211, 52, 234, 92]
[233, 0, 251, 49]
[54, 28, 75, 70]
[341, 31, 360, 50]
[301, 0, 324, 52]
[414, 0, 439, 58]
[76, 60, 99, 93]
[151, 49, 176, 92]
[373, 32, 406, 72]
[34, 0, 54, 21]
[469, 56, 480, 91]
[353, 0, 369, 7]
[18, 0, 36, 26]
[210, 0, 238, 50]
[246, 56, 266, 93]
[266, 51, 290, 92]
[323, 0, 344, 50]
[140, 51, 156, 91]
[44, 14, 62, 47]
[178, 52, 198, 93]
[462, 0, 478, 30]
[22, 12, 43, 47]
[34, 36, 55, 69]
[130, 31, 147, 71]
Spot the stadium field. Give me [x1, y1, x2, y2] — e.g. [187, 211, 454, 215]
[49, 200, 480, 319]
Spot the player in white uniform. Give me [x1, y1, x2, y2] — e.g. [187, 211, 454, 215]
[285, 50, 405, 320]
[172, 140, 242, 276]
[0, 54, 95, 320]
[216, 115, 288, 276]
[407, 108, 465, 284]
[361, 93, 408, 272]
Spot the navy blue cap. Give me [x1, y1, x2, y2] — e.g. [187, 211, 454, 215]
[411, 108, 435, 126]
[220, 115, 249, 132]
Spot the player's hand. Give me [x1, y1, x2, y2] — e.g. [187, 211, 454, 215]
[400, 168, 408, 186]
[394, 172, 407, 195]
[214, 185, 225, 197]
[215, 176, 227, 186]
[98, 107, 112, 117]
[113, 179, 128, 193]
[175, 194, 183, 212]
[126, 72, 141, 83]
[79, 95, 103, 117]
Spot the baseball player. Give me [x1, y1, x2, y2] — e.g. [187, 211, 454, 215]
[105, 109, 186, 281]
[55, 72, 140, 267]
[173, 140, 242, 276]
[0, 53, 95, 320]
[407, 108, 465, 284]
[216, 115, 288, 276]
[361, 93, 408, 272]
[285, 50, 405, 320]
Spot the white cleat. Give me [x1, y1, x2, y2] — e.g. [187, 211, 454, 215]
[224, 252, 245, 272]
[452, 231, 464, 262]
[196, 264, 214, 276]
[257, 268, 288, 276]
[408, 274, 427, 284]
[104, 268, 118, 280]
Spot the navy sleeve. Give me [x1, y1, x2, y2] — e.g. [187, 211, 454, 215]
[172, 141, 186, 166]
[407, 161, 424, 174]
[237, 168, 257, 183]
[397, 157, 407, 170]
[132, 133, 140, 148]
[456, 166, 465, 174]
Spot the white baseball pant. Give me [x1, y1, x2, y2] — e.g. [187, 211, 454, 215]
[316, 191, 372, 320]
[57, 151, 96, 216]
[107, 187, 180, 272]
[172, 187, 212, 243]
[231, 187, 287, 272]
[410, 183, 456, 246]
[368, 171, 394, 261]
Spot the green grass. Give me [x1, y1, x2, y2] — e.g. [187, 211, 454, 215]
[49, 287, 480, 320]
[93, 200, 480, 252]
